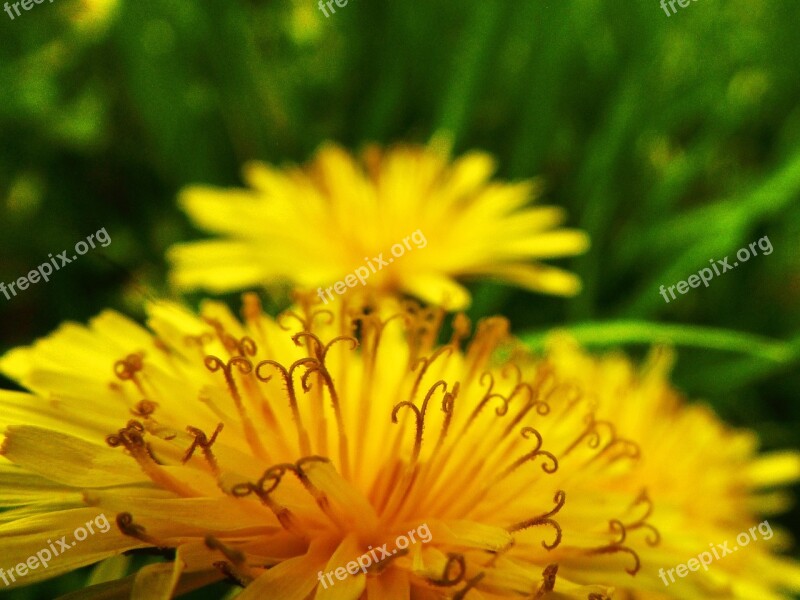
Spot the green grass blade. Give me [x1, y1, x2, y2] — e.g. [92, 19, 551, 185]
[520, 320, 793, 362]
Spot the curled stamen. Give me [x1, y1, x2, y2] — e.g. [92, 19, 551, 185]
[442, 381, 459, 414]
[257, 357, 320, 390]
[464, 372, 506, 425]
[626, 490, 661, 547]
[510, 382, 551, 417]
[508, 490, 566, 550]
[114, 353, 145, 381]
[130, 399, 158, 418]
[204, 355, 255, 408]
[429, 553, 466, 587]
[230, 463, 290, 499]
[205, 354, 271, 460]
[294, 334, 356, 477]
[293, 332, 359, 364]
[586, 520, 641, 576]
[322, 335, 359, 362]
[501, 381, 553, 438]
[391, 402, 422, 454]
[497, 428, 558, 481]
[488, 392, 512, 416]
[276, 309, 309, 332]
[107, 421, 202, 496]
[392, 380, 448, 463]
[562, 415, 613, 456]
[105, 420, 146, 450]
[409, 346, 454, 403]
[203, 319, 253, 358]
[254, 465, 294, 496]
[521, 427, 559, 473]
[597, 438, 642, 463]
[228, 336, 257, 357]
[116, 513, 160, 546]
[255, 358, 318, 456]
[435, 381, 460, 450]
[283, 456, 351, 528]
[182, 423, 224, 471]
[117, 513, 145, 537]
[113, 353, 147, 396]
[230, 464, 300, 532]
[351, 311, 404, 365]
[292, 331, 325, 358]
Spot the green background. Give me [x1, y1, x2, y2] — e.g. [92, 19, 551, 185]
[1, 0, 798, 597]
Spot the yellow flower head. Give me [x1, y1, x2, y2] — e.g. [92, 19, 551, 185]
[541, 335, 800, 599]
[167, 141, 589, 310]
[0, 296, 797, 599]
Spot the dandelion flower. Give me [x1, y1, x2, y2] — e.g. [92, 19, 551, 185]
[541, 334, 800, 599]
[166, 141, 589, 310]
[1, 294, 660, 599]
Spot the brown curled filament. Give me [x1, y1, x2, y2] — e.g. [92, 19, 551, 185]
[508, 490, 566, 550]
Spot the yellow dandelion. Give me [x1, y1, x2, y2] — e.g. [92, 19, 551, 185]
[166, 141, 589, 310]
[1, 294, 662, 599]
[541, 334, 800, 599]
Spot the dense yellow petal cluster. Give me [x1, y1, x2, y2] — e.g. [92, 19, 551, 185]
[0, 296, 634, 598]
[543, 335, 800, 599]
[1, 295, 797, 598]
[167, 141, 589, 310]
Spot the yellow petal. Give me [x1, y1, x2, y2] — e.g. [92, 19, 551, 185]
[0, 426, 145, 487]
[237, 539, 330, 600]
[167, 241, 266, 292]
[131, 561, 182, 600]
[468, 262, 583, 296]
[0, 508, 141, 587]
[314, 533, 367, 599]
[745, 452, 800, 488]
[400, 273, 472, 310]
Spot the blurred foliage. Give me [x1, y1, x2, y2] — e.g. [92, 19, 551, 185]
[1, 0, 799, 597]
